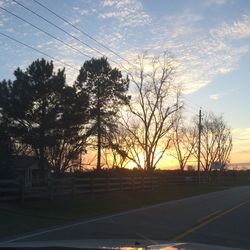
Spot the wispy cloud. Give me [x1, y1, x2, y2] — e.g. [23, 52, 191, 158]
[232, 127, 250, 149]
[1, 0, 249, 97]
[231, 127, 250, 163]
[86, 7, 250, 95]
[203, 0, 229, 7]
[72, 6, 96, 16]
[0, 0, 6, 7]
[98, 0, 151, 28]
[211, 14, 250, 40]
[140, 9, 250, 93]
[209, 89, 235, 100]
[209, 93, 220, 100]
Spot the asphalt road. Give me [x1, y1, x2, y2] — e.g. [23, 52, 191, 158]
[2, 186, 250, 249]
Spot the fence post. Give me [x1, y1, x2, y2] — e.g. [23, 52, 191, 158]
[131, 176, 134, 190]
[48, 179, 53, 200]
[120, 177, 123, 191]
[106, 177, 110, 192]
[90, 177, 94, 194]
[142, 176, 145, 190]
[20, 178, 25, 202]
[71, 177, 75, 199]
[156, 176, 159, 188]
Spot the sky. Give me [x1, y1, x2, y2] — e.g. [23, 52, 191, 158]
[0, 0, 250, 167]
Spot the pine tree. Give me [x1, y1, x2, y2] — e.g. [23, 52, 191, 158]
[75, 57, 129, 170]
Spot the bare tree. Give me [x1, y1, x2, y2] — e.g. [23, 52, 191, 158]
[102, 130, 130, 169]
[120, 53, 180, 171]
[193, 112, 232, 172]
[118, 117, 145, 169]
[170, 113, 197, 171]
[214, 119, 233, 170]
[47, 137, 86, 175]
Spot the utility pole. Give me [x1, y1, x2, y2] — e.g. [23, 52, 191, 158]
[197, 108, 202, 184]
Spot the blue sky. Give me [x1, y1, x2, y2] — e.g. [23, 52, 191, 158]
[0, 0, 250, 165]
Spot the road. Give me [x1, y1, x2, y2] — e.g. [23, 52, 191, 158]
[1, 186, 250, 249]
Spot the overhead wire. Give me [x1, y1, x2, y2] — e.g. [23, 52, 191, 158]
[182, 96, 210, 114]
[13, 0, 210, 117]
[12, 0, 106, 57]
[4, 1, 210, 114]
[182, 96, 201, 109]
[0, 5, 92, 60]
[12, 0, 130, 73]
[182, 105, 199, 117]
[0, 31, 79, 71]
[183, 106, 198, 114]
[32, 0, 134, 67]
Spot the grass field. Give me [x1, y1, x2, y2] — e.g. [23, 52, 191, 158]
[0, 184, 232, 240]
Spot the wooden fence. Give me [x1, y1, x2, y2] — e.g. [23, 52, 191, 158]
[0, 179, 21, 202]
[0, 176, 160, 202]
[1, 174, 247, 202]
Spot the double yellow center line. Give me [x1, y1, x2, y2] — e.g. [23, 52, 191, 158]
[171, 198, 250, 242]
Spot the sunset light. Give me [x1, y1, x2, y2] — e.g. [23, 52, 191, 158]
[1, 1, 250, 249]
[1, 0, 249, 171]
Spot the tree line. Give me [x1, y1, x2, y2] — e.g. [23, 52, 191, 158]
[0, 54, 232, 178]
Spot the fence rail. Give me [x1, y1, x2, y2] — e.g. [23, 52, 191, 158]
[0, 174, 248, 202]
[0, 176, 160, 202]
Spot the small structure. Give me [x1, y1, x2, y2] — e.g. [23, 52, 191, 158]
[10, 156, 51, 186]
[211, 161, 222, 171]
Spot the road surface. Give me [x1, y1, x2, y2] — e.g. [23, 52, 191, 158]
[1, 186, 250, 249]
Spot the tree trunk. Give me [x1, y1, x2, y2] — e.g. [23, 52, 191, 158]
[96, 80, 101, 170]
[97, 119, 101, 170]
[38, 147, 47, 181]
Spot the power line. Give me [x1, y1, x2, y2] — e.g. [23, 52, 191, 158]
[183, 101, 199, 111]
[12, 0, 128, 70]
[182, 96, 208, 113]
[182, 96, 201, 109]
[32, 0, 134, 67]
[183, 107, 198, 116]
[15, 0, 210, 104]
[0, 6, 92, 59]
[8, 1, 211, 115]
[180, 99, 201, 116]
[12, 0, 104, 57]
[0, 31, 79, 71]
[182, 96, 211, 115]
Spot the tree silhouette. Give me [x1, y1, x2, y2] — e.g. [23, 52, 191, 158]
[75, 57, 129, 170]
[0, 58, 89, 178]
[0, 112, 12, 162]
[170, 108, 197, 172]
[47, 85, 89, 175]
[193, 112, 232, 172]
[120, 53, 180, 171]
